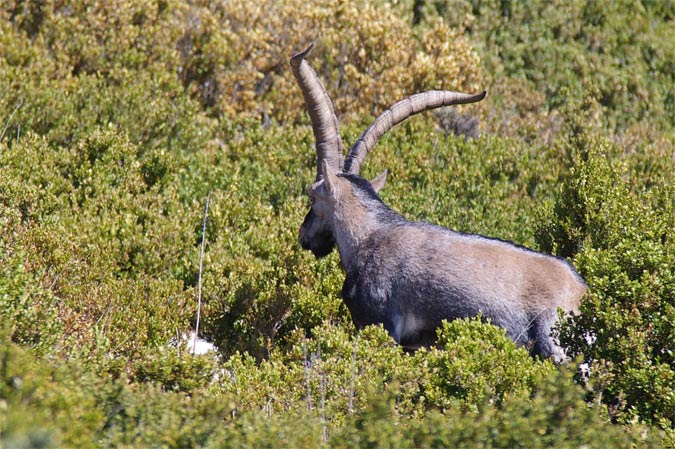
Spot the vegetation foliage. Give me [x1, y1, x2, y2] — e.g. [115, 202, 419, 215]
[1, 0, 674, 447]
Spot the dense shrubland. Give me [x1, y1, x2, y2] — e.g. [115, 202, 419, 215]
[1, 0, 674, 447]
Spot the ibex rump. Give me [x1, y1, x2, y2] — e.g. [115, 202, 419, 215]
[291, 44, 586, 360]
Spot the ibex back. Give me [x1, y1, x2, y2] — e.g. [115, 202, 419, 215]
[291, 44, 587, 361]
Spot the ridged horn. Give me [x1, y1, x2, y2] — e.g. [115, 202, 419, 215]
[343, 90, 487, 175]
[290, 43, 344, 180]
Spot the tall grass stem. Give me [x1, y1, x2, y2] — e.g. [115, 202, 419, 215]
[194, 191, 211, 354]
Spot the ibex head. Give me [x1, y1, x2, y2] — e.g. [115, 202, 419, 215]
[301, 160, 388, 260]
[291, 43, 485, 258]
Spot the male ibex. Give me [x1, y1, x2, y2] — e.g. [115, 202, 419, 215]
[291, 44, 586, 360]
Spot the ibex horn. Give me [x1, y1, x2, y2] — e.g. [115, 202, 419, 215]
[290, 43, 344, 180]
[343, 90, 487, 175]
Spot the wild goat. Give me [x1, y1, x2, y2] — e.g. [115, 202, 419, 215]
[290, 44, 587, 360]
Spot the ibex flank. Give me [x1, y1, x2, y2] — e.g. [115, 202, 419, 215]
[290, 43, 587, 361]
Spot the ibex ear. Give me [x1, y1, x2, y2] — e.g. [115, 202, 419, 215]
[370, 169, 388, 193]
[321, 160, 339, 198]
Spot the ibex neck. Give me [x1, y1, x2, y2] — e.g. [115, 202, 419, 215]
[333, 212, 381, 269]
[332, 196, 403, 269]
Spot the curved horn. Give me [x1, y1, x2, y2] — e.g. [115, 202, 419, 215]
[343, 90, 486, 175]
[290, 43, 344, 180]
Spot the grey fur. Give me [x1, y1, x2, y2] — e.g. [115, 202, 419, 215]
[292, 46, 587, 361]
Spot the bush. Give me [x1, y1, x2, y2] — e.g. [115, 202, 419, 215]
[0, 130, 196, 357]
[537, 133, 675, 435]
[174, 0, 483, 121]
[424, 318, 555, 411]
[0, 214, 62, 353]
[408, 0, 675, 140]
[334, 370, 661, 449]
[1, 0, 483, 125]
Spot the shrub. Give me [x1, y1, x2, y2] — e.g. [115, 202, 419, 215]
[215, 319, 555, 426]
[0, 337, 101, 447]
[424, 318, 556, 411]
[175, 0, 483, 122]
[537, 133, 675, 435]
[0, 131, 196, 357]
[0, 209, 62, 353]
[333, 370, 662, 449]
[2, 0, 483, 126]
[1, 327, 667, 448]
[408, 0, 675, 140]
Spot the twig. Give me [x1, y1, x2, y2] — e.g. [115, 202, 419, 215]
[1, 100, 23, 142]
[304, 338, 313, 412]
[348, 336, 357, 414]
[266, 397, 273, 419]
[95, 302, 113, 329]
[193, 191, 211, 354]
[513, 308, 549, 346]
[317, 347, 327, 443]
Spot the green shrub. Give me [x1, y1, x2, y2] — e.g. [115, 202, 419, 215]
[537, 134, 675, 434]
[408, 0, 675, 141]
[0, 337, 102, 448]
[214, 319, 556, 427]
[1, 0, 483, 126]
[215, 324, 426, 423]
[333, 369, 662, 449]
[424, 318, 556, 411]
[1, 327, 667, 448]
[0, 337, 237, 448]
[0, 211, 62, 353]
[0, 131, 196, 357]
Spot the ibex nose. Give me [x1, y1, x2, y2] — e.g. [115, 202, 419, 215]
[299, 239, 311, 251]
[298, 226, 310, 249]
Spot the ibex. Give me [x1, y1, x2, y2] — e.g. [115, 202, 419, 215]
[290, 44, 587, 360]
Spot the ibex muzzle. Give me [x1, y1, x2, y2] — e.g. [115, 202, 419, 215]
[290, 44, 586, 361]
[299, 207, 335, 258]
